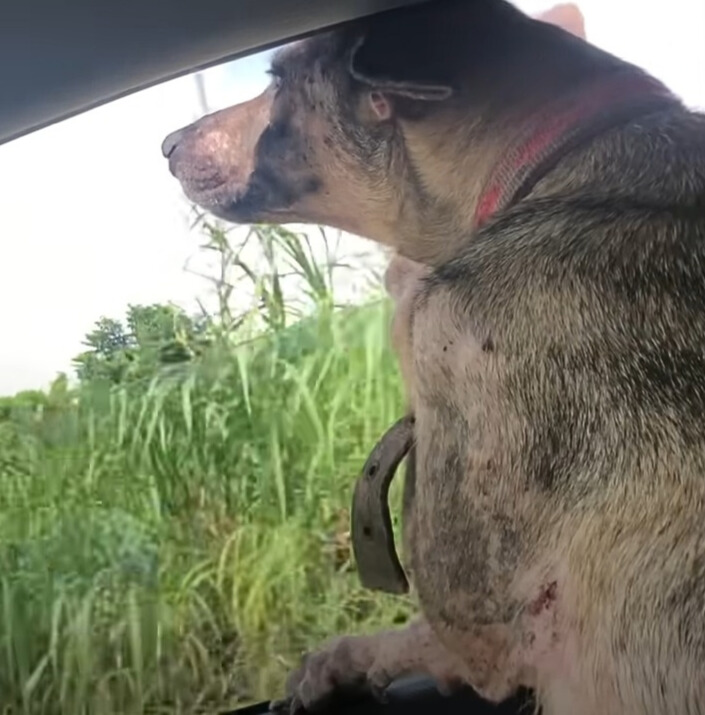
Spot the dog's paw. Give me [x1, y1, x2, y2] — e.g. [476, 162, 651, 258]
[270, 635, 390, 714]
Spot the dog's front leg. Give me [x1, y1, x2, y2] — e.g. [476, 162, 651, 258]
[271, 618, 470, 713]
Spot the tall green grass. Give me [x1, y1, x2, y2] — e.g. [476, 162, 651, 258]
[0, 224, 412, 714]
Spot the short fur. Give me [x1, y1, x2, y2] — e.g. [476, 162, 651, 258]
[163, 2, 705, 713]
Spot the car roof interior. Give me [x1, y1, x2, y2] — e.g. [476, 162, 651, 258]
[0, 0, 430, 146]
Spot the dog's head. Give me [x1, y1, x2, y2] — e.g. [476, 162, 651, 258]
[163, 0, 587, 258]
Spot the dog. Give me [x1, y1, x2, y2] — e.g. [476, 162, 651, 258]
[162, 1, 705, 713]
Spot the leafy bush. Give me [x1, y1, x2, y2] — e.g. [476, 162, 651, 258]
[0, 223, 410, 714]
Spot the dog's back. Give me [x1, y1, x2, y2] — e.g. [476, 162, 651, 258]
[410, 104, 705, 714]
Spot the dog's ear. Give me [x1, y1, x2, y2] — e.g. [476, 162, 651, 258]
[536, 3, 586, 39]
[347, 30, 454, 105]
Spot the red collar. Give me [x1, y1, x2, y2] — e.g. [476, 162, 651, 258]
[474, 69, 679, 229]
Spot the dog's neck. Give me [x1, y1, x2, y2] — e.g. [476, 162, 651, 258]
[473, 68, 677, 230]
[394, 66, 678, 265]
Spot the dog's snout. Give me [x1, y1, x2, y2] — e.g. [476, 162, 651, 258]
[161, 127, 187, 159]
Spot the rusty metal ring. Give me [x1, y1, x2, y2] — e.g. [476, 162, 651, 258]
[351, 415, 414, 594]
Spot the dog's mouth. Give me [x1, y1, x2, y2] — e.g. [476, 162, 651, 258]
[172, 158, 321, 225]
[175, 171, 233, 209]
[170, 163, 278, 223]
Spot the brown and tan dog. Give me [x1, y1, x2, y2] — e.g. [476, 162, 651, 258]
[162, 1, 705, 713]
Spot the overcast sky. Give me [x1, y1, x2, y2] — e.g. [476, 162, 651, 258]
[1, 0, 703, 395]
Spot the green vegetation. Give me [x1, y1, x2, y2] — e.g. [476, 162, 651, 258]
[0, 224, 412, 714]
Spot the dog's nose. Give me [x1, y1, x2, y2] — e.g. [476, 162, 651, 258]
[161, 128, 186, 159]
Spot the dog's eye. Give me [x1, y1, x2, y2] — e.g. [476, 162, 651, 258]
[266, 67, 285, 91]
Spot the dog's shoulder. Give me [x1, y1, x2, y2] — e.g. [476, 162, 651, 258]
[419, 104, 705, 356]
[539, 105, 705, 206]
